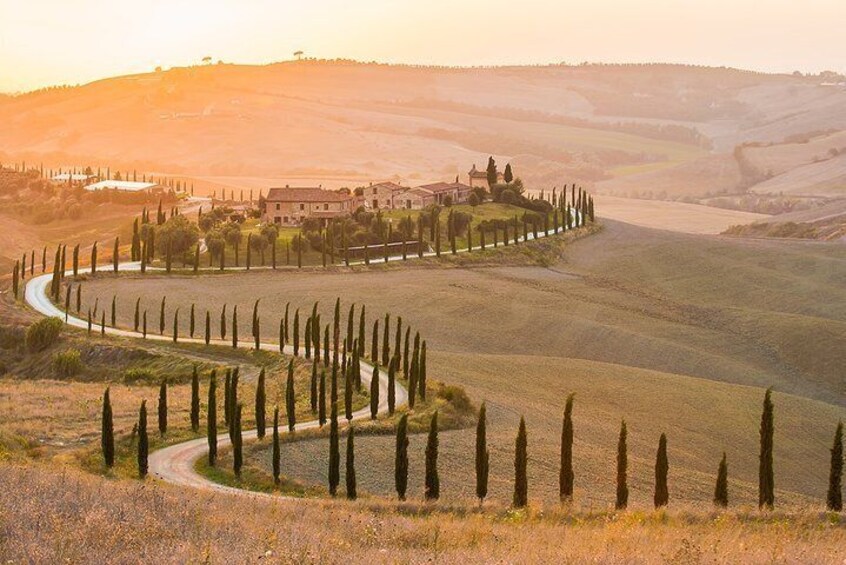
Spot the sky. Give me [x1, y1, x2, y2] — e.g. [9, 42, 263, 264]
[1, 0, 844, 92]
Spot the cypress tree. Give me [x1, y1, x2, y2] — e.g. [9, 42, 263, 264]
[254, 316, 261, 350]
[64, 285, 71, 321]
[387, 358, 396, 415]
[134, 298, 140, 331]
[142, 310, 147, 338]
[425, 411, 440, 501]
[172, 308, 179, 343]
[759, 388, 775, 509]
[87, 309, 92, 334]
[310, 359, 318, 413]
[41, 246, 46, 273]
[305, 317, 312, 359]
[418, 341, 427, 400]
[138, 400, 148, 478]
[113, 237, 119, 272]
[346, 426, 357, 500]
[371, 319, 379, 362]
[560, 393, 575, 502]
[476, 402, 489, 504]
[72, 244, 79, 276]
[256, 368, 267, 439]
[319, 370, 327, 426]
[205, 311, 211, 345]
[358, 306, 366, 356]
[286, 360, 296, 432]
[293, 309, 300, 356]
[220, 304, 227, 339]
[827, 421, 843, 512]
[616, 420, 628, 510]
[513, 416, 528, 508]
[370, 364, 380, 420]
[328, 402, 340, 496]
[11, 261, 19, 299]
[344, 362, 353, 421]
[190, 304, 195, 338]
[346, 304, 355, 353]
[159, 296, 166, 335]
[272, 407, 281, 485]
[101, 387, 114, 467]
[395, 414, 409, 501]
[403, 327, 410, 379]
[76, 284, 82, 313]
[382, 313, 390, 367]
[158, 380, 168, 436]
[224, 370, 232, 427]
[233, 403, 243, 477]
[323, 323, 330, 367]
[232, 305, 239, 348]
[714, 452, 728, 507]
[194, 244, 200, 273]
[91, 241, 98, 274]
[207, 370, 218, 465]
[190, 365, 200, 433]
[654, 433, 669, 508]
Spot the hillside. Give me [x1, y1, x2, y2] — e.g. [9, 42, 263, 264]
[1, 61, 845, 196]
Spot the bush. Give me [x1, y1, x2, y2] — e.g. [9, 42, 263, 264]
[468, 193, 480, 207]
[123, 368, 156, 384]
[0, 325, 25, 350]
[443, 195, 454, 207]
[25, 318, 63, 352]
[436, 383, 472, 414]
[54, 349, 83, 378]
[500, 189, 519, 204]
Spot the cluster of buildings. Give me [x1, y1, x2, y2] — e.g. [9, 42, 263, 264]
[51, 173, 164, 194]
[263, 165, 501, 226]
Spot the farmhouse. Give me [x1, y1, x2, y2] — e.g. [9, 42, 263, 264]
[364, 181, 407, 210]
[414, 181, 473, 207]
[468, 164, 503, 190]
[84, 180, 163, 193]
[263, 186, 353, 226]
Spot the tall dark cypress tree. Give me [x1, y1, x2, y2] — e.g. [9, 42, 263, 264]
[654, 433, 669, 508]
[232, 305, 238, 349]
[208, 370, 218, 466]
[346, 426, 357, 500]
[827, 420, 843, 512]
[476, 402, 489, 504]
[425, 411, 440, 501]
[381, 313, 390, 367]
[101, 387, 114, 467]
[358, 306, 366, 356]
[205, 311, 211, 345]
[387, 358, 396, 415]
[272, 407, 281, 485]
[371, 319, 379, 362]
[344, 362, 353, 421]
[158, 380, 168, 436]
[293, 309, 300, 356]
[560, 393, 575, 502]
[328, 402, 340, 496]
[190, 365, 200, 433]
[346, 304, 355, 353]
[286, 360, 296, 432]
[319, 370, 327, 426]
[310, 359, 318, 413]
[138, 400, 148, 478]
[233, 403, 243, 477]
[714, 452, 728, 508]
[220, 304, 227, 339]
[159, 296, 166, 335]
[418, 341, 428, 400]
[395, 414, 409, 501]
[224, 369, 232, 428]
[370, 364, 380, 420]
[759, 388, 775, 509]
[403, 327, 410, 379]
[255, 368, 266, 439]
[110, 295, 116, 327]
[189, 304, 195, 338]
[513, 416, 528, 508]
[616, 420, 628, 510]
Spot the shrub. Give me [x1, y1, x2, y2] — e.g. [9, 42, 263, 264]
[501, 189, 519, 204]
[436, 382, 472, 413]
[54, 349, 83, 378]
[468, 193, 480, 207]
[123, 368, 156, 384]
[25, 317, 63, 352]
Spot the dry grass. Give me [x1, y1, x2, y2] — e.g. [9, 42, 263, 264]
[1, 464, 843, 564]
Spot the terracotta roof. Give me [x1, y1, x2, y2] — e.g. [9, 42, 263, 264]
[416, 182, 473, 194]
[266, 187, 351, 202]
[370, 182, 407, 193]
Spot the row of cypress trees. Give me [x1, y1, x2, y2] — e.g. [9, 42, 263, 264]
[102, 376, 843, 511]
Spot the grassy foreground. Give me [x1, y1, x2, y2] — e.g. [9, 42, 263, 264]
[1, 464, 843, 563]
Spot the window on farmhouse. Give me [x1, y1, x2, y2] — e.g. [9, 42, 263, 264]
[275, 203, 280, 210]
[299, 203, 304, 211]
[324, 203, 328, 210]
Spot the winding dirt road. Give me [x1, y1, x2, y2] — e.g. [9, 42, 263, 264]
[24, 262, 407, 497]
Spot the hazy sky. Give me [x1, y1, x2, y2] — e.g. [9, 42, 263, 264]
[1, 0, 844, 92]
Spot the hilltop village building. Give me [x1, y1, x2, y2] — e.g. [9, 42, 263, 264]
[263, 186, 354, 226]
[84, 180, 163, 193]
[262, 164, 505, 225]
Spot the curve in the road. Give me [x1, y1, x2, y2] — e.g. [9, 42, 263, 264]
[24, 263, 408, 499]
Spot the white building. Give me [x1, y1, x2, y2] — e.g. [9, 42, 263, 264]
[84, 180, 163, 193]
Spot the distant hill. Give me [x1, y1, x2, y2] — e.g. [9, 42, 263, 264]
[2, 61, 845, 195]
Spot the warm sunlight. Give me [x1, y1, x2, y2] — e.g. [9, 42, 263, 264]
[1, 0, 845, 91]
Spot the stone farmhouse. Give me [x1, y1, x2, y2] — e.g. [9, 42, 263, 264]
[263, 186, 353, 226]
[468, 164, 503, 191]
